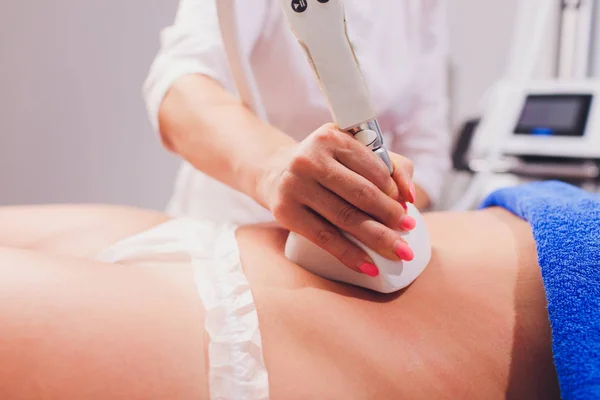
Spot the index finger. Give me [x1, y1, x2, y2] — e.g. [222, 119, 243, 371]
[333, 134, 400, 200]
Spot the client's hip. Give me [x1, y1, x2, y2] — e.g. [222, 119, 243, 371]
[96, 218, 270, 400]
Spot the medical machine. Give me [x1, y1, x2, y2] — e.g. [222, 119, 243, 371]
[472, 80, 600, 160]
[452, 0, 600, 210]
[216, 0, 431, 293]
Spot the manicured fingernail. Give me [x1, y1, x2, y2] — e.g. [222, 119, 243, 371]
[399, 216, 416, 231]
[400, 202, 408, 212]
[409, 182, 416, 204]
[359, 262, 379, 277]
[395, 240, 414, 261]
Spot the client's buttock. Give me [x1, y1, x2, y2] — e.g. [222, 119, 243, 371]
[236, 209, 559, 399]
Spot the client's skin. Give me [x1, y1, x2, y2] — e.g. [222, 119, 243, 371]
[0, 205, 559, 399]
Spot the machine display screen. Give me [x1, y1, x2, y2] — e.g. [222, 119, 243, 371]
[514, 94, 593, 137]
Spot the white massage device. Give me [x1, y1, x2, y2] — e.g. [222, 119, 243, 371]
[217, 0, 431, 293]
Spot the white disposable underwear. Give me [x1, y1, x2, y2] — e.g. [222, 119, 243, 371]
[95, 218, 269, 400]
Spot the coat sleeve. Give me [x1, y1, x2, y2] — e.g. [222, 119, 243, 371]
[143, 0, 268, 131]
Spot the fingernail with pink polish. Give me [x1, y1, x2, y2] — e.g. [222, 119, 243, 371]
[395, 241, 414, 261]
[399, 216, 416, 231]
[359, 262, 379, 277]
[400, 202, 408, 212]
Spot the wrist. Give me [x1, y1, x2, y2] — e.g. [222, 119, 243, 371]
[242, 140, 297, 210]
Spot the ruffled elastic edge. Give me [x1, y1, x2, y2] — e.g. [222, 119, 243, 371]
[95, 218, 269, 399]
[192, 223, 270, 400]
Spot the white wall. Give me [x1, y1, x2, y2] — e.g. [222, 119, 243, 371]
[592, 0, 600, 76]
[447, 0, 520, 128]
[0, 1, 180, 209]
[447, 0, 561, 129]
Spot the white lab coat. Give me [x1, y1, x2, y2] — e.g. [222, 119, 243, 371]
[144, 0, 450, 225]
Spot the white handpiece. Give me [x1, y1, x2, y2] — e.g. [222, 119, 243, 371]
[279, 0, 393, 172]
[280, 0, 432, 293]
[285, 204, 431, 293]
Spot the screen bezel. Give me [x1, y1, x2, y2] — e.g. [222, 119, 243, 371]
[513, 94, 593, 137]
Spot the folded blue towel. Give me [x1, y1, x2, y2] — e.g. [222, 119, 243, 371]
[480, 181, 600, 399]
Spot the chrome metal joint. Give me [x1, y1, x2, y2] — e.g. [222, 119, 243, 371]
[347, 119, 394, 174]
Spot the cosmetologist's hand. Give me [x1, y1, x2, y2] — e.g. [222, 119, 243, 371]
[257, 123, 417, 277]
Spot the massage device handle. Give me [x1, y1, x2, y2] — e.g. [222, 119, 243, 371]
[280, 1, 431, 293]
[280, 0, 393, 173]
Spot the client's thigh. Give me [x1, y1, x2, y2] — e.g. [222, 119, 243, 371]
[0, 246, 208, 400]
[0, 205, 168, 257]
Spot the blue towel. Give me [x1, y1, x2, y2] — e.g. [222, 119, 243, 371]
[480, 181, 600, 399]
